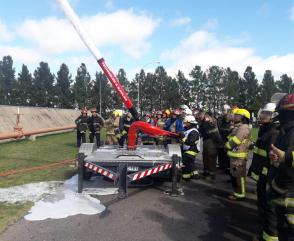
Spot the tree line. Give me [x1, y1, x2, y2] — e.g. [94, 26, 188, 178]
[0, 55, 293, 117]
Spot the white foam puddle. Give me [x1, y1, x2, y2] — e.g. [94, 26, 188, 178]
[0, 175, 118, 221]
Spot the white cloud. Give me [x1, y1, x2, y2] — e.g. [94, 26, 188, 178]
[17, 9, 160, 59]
[161, 30, 294, 80]
[0, 21, 13, 41]
[171, 17, 191, 27]
[0, 45, 44, 64]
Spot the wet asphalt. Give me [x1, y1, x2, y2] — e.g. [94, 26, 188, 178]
[0, 158, 259, 241]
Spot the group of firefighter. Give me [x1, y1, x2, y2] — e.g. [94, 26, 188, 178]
[75, 93, 294, 241]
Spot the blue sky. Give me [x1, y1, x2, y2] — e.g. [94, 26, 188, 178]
[1, 0, 294, 81]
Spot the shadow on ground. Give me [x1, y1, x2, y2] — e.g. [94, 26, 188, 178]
[144, 179, 259, 241]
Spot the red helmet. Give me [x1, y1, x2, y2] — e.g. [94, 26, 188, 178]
[91, 108, 97, 113]
[156, 110, 163, 116]
[276, 93, 294, 112]
[173, 109, 181, 116]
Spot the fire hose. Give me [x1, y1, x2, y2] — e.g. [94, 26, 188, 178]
[57, 0, 178, 150]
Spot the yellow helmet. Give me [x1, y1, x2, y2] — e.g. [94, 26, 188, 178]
[232, 107, 239, 114]
[112, 109, 123, 117]
[234, 108, 250, 119]
[165, 109, 171, 117]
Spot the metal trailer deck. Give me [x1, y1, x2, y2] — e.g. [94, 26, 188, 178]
[77, 143, 182, 198]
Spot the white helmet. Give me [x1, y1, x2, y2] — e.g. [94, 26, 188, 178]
[263, 103, 276, 112]
[180, 104, 189, 110]
[223, 104, 231, 111]
[258, 102, 277, 121]
[184, 115, 197, 124]
[184, 108, 193, 115]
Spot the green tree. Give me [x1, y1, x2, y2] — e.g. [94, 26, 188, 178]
[31, 62, 55, 107]
[223, 68, 240, 106]
[206, 66, 224, 111]
[72, 63, 92, 109]
[55, 63, 73, 108]
[16, 64, 33, 106]
[190, 65, 206, 108]
[239, 66, 260, 110]
[163, 77, 180, 109]
[260, 70, 277, 105]
[0, 56, 16, 105]
[113, 68, 129, 109]
[277, 74, 292, 94]
[176, 70, 190, 106]
[91, 71, 113, 116]
[155, 66, 169, 110]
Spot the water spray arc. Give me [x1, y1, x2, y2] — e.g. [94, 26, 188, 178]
[56, 0, 138, 120]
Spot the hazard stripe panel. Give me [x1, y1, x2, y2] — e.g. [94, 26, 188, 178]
[131, 163, 172, 181]
[84, 162, 116, 180]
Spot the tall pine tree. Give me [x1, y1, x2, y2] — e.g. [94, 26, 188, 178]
[0, 56, 16, 105]
[16, 64, 33, 106]
[55, 63, 73, 108]
[72, 63, 92, 109]
[260, 70, 277, 104]
[32, 62, 55, 107]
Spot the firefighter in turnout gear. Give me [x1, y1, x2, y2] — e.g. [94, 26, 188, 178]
[226, 108, 251, 200]
[218, 105, 234, 172]
[104, 110, 121, 145]
[117, 112, 133, 147]
[180, 115, 200, 181]
[248, 103, 279, 226]
[256, 93, 294, 241]
[88, 108, 104, 147]
[199, 112, 223, 181]
[75, 108, 88, 147]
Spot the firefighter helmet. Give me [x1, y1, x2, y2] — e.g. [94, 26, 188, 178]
[112, 109, 123, 117]
[183, 115, 197, 124]
[173, 109, 181, 116]
[234, 108, 250, 119]
[180, 104, 189, 110]
[263, 103, 276, 112]
[276, 93, 294, 111]
[164, 109, 171, 117]
[156, 110, 163, 116]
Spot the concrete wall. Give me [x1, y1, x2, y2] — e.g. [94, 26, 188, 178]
[0, 105, 80, 133]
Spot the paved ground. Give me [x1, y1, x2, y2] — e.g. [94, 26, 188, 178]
[0, 160, 260, 241]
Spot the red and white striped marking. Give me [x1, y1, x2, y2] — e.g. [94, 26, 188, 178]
[131, 163, 172, 181]
[84, 162, 116, 180]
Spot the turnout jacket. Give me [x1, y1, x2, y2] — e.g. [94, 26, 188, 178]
[119, 115, 133, 135]
[88, 115, 104, 133]
[75, 115, 88, 132]
[249, 123, 279, 181]
[181, 126, 200, 156]
[225, 123, 251, 160]
[271, 120, 294, 192]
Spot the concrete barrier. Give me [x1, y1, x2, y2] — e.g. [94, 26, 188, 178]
[0, 105, 80, 133]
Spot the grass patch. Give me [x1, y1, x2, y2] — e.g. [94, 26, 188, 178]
[251, 127, 259, 142]
[0, 131, 78, 187]
[0, 131, 81, 234]
[0, 202, 33, 233]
